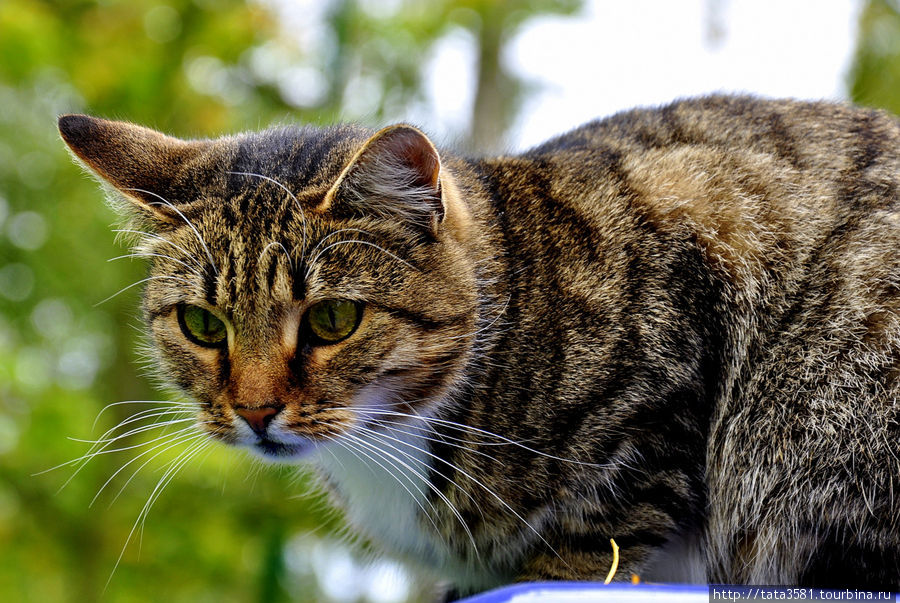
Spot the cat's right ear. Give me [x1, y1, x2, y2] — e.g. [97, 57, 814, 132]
[320, 125, 472, 242]
[58, 114, 218, 225]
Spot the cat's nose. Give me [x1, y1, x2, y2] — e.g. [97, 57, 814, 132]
[234, 405, 282, 436]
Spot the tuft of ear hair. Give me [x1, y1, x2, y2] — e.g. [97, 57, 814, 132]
[58, 114, 217, 225]
[323, 124, 446, 239]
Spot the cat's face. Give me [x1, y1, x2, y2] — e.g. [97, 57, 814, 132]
[60, 116, 479, 461]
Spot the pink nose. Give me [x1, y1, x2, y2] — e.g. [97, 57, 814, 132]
[234, 406, 281, 435]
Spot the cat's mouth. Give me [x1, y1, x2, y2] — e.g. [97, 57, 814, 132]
[251, 437, 315, 461]
[254, 439, 310, 459]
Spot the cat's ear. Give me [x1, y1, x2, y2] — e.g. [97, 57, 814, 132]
[58, 114, 217, 225]
[322, 125, 453, 239]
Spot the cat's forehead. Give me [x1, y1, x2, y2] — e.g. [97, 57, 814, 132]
[159, 124, 372, 268]
[144, 210, 381, 337]
[224, 124, 372, 194]
[135, 120, 441, 332]
[173, 124, 374, 237]
[146, 185, 417, 331]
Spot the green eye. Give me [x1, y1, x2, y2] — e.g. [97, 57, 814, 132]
[306, 300, 362, 344]
[178, 305, 227, 348]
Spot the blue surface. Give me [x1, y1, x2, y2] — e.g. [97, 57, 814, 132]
[457, 582, 709, 602]
[456, 583, 900, 603]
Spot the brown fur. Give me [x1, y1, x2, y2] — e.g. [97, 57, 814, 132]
[60, 95, 900, 593]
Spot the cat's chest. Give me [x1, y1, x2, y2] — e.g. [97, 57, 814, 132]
[312, 420, 508, 590]
[313, 424, 444, 563]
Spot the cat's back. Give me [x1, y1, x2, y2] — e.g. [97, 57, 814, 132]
[466, 95, 900, 587]
[478, 95, 900, 285]
[468, 93, 900, 470]
[524, 94, 900, 174]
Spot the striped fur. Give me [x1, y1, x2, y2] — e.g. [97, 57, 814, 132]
[60, 95, 900, 592]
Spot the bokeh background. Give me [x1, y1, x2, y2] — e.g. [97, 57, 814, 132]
[1, 0, 899, 601]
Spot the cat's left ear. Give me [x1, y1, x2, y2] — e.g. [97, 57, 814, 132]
[58, 114, 219, 225]
[323, 125, 465, 240]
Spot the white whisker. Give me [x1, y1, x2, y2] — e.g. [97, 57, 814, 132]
[366, 419, 506, 482]
[124, 187, 219, 275]
[91, 400, 196, 432]
[36, 411, 194, 478]
[348, 426, 490, 520]
[257, 240, 295, 273]
[446, 293, 512, 341]
[105, 437, 211, 592]
[138, 438, 214, 538]
[364, 414, 510, 449]
[368, 409, 606, 468]
[330, 432, 442, 534]
[342, 428, 480, 553]
[108, 252, 204, 277]
[94, 427, 207, 507]
[94, 276, 194, 307]
[339, 431, 464, 550]
[112, 427, 215, 510]
[80, 406, 194, 453]
[305, 239, 418, 280]
[50, 419, 199, 496]
[72, 417, 197, 449]
[352, 424, 561, 561]
[112, 229, 207, 274]
[304, 228, 377, 262]
[227, 171, 308, 267]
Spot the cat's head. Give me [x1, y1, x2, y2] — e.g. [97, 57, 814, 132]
[59, 115, 480, 461]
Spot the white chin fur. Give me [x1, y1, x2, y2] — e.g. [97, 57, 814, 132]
[235, 419, 318, 462]
[310, 387, 470, 577]
[312, 410, 442, 556]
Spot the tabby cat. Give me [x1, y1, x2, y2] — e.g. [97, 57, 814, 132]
[59, 95, 900, 593]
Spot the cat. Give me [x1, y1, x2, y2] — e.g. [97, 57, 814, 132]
[59, 94, 900, 594]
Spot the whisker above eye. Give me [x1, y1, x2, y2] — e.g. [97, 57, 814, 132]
[93, 275, 195, 307]
[304, 239, 419, 280]
[226, 171, 308, 267]
[257, 240, 295, 274]
[304, 227, 378, 262]
[113, 229, 208, 274]
[123, 187, 219, 276]
[108, 252, 204, 278]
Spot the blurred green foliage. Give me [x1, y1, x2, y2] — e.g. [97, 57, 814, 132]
[849, 0, 900, 115]
[0, 1, 579, 601]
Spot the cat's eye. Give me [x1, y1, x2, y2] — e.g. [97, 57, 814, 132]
[305, 300, 363, 345]
[178, 304, 228, 348]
